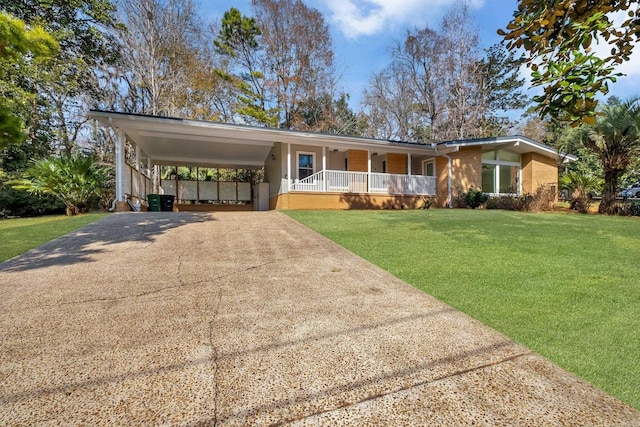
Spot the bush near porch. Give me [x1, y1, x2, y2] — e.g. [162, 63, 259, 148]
[286, 209, 640, 410]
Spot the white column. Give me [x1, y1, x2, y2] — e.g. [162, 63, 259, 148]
[408, 153, 412, 176]
[115, 128, 125, 202]
[322, 146, 327, 192]
[135, 145, 141, 171]
[135, 145, 141, 201]
[367, 150, 371, 193]
[147, 157, 152, 197]
[286, 142, 292, 192]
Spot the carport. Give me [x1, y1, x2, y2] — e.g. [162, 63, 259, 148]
[89, 110, 275, 211]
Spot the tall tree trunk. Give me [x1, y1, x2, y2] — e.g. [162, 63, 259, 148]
[599, 166, 621, 214]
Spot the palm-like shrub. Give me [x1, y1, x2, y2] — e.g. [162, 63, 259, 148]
[584, 98, 640, 214]
[10, 153, 111, 215]
[559, 171, 603, 214]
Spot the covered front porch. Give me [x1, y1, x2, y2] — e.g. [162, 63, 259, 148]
[290, 170, 435, 195]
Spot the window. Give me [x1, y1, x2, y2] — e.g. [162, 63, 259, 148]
[482, 164, 496, 193]
[482, 149, 520, 195]
[422, 159, 435, 177]
[297, 152, 315, 180]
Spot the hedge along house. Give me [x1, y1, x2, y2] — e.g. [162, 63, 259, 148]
[89, 111, 572, 211]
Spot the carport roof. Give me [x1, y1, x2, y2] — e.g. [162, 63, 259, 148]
[89, 110, 438, 169]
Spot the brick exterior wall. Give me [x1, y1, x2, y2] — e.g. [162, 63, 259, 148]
[271, 193, 431, 210]
[386, 153, 408, 174]
[451, 146, 482, 194]
[435, 156, 450, 207]
[521, 152, 558, 193]
[348, 149, 368, 172]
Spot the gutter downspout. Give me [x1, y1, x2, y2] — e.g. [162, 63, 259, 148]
[433, 144, 459, 208]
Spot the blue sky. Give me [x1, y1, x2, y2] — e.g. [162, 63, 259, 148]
[204, 0, 639, 111]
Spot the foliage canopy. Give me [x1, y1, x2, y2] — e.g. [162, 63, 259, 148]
[501, 0, 640, 125]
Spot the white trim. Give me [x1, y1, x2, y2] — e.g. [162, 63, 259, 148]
[322, 146, 327, 192]
[89, 110, 439, 157]
[115, 128, 125, 202]
[482, 150, 522, 195]
[287, 143, 291, 191]
[296, 151, 316, 180]
[422, 159, 436, 177]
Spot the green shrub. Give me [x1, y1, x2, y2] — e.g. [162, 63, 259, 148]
[482, 185, 556, 212]
[9, 153, 111, 216]
[624, 201, 640, 216]
[462, 188, 488, 209]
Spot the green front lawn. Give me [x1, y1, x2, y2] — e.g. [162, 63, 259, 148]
[286, 209, 640, 410]
[0, 213, 108, 262]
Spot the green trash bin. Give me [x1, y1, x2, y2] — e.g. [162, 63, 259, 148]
[147, 194, 161, 212]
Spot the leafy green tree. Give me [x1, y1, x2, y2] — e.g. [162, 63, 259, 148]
[215, 7, 278, 126]
[0, 12, 58, 149]
[582, 97, 640, 214]
[10, 153, 111, 215]
[1, 0, 120, 152]
[500, 0, 640, 125]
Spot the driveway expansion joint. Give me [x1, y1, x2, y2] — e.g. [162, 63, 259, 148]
[267, 350, 535, 426]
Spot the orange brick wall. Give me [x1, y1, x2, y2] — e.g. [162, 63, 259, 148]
[348, 150, 368, 172]
[451, 146, 482, 193]
[521, 152, 558, 193]
[435, 156, 450, 207]
[386, 153, 408, 174]
[271, 193, 432, 210]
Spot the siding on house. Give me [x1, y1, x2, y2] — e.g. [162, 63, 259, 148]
[451, 146, 483, 192]
[435, 156, 450, 207]
[386, 153, 408, 174]
[521, 152, 558, 194]
[348, 149, 368, 172]
[270, 193, 430, 210]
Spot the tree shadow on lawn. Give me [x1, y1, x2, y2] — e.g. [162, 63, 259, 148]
[0, 212, 214, 272]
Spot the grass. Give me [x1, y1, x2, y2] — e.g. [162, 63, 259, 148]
[0, 213, 108, 262]
[285, 209, 640, 410]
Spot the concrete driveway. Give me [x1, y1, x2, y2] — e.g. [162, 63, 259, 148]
[1, 212, 638, 426]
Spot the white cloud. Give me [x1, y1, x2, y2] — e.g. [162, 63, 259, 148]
[321, 0, 485, 39]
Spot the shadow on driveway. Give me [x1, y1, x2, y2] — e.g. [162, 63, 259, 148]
[0, 212, 212, 272]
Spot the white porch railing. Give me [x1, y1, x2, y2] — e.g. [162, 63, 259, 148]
[370, 172, 436, 195]
[290, 169, 435, 196]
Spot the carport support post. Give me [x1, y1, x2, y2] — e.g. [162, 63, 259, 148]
[115, 128, 125, 202]
[135, 145, 141, 202]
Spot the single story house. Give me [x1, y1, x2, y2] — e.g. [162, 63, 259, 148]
[89, 110, 574, 211]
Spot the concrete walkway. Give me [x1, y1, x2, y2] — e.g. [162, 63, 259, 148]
[0, 212, 638, 426]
